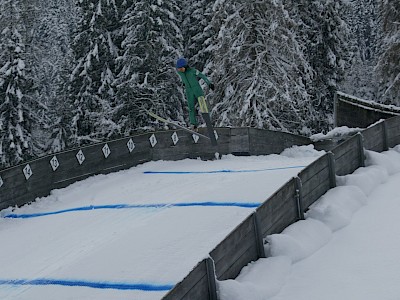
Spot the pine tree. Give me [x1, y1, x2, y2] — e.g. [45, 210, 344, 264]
[31, 0, 78, 153]
[208, 0, 316, 134]
[0, 0, 37, 167]
[376, 0, 400, 105]
[296, 0, 350, 131]
[340, 0, 380, 101]
[181, 0, 215, 71]
[69, 0, 123, 146]
[115, 0, 184, 134]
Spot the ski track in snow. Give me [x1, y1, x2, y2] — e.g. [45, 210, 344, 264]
[0, 150, 322, 300]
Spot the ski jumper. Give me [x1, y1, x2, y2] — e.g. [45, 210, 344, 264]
[177, 67, 212, 126]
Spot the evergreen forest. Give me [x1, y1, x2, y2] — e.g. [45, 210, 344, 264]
[0, 0, 399, 168]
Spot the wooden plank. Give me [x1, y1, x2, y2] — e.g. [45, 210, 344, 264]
[210, 215, 258, 280]
[301, 178, 331, 209]
[211, 128, 230, 156]
[298, 155, 329, 184]
[0, 133, 154, 210]
[297, 155, 331, 209]
[162, 259, 209, 300]
[229, 128, 250, 154]
[248, 129, 311, 156]
[332, 135, 362, 176]
[335, 155, 360, 176]
[301, 166, 330, 193]
[336, 94, 400, 128]
[385, 116, 400, 147]
[0, 165, 29, 209]
[216, 244, 258, 281]
[307, 182, 331, 205]
[362, 124, 385, 152]
[210, 214, 254, 265]
[331, 135, 359, 160]
[257, 178, 298, 237]
[163, 277, 209, 300]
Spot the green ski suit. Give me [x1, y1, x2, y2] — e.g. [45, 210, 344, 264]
[177, 67, 212, 126]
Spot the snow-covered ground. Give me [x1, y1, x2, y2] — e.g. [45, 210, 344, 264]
[219, 146, 400, 300]
[0, 145, 323, 300]
[2, 144, 400, 300]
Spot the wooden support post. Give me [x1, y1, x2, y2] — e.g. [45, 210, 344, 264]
[382, 121, 389, 151]
[357, 133, 365, 167]
[334, 92, 338, 128]
[206, 258, 218, 300]
[327, 152, 337, 188]
[294, 177, 304, 220]
[253, 212, 266, 258]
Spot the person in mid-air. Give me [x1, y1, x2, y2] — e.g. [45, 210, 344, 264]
[176, 58, 214, 129]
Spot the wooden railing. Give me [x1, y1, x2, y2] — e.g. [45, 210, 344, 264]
[163, 114, 400, 300]
[335, 91, 400, 128]
[0, 128, 309, 211]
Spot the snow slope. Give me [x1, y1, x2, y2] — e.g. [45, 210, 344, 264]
[219, 146, 400, 300]
[0, 145, 323, 300]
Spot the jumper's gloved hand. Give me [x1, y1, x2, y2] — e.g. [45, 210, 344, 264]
[209, 83, 215, 90]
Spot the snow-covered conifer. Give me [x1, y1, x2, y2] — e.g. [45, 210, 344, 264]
[30, 0, 78, 153]
[69, 0, 124, 146]
[115, 0, 184, 134]
[376, 0, 400, 104]
[181, 0, 215, 71]
[340, 0, 381, 100]
[208, 0, 316, 134]
[295, 0, 350, 131]
[0, 0, 37, 167]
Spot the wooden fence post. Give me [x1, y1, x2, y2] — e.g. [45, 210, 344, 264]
[334, 92, 338, 127]
[294, 177, 304, 220]
[206, 258, 218, 300]
[253, 212, 266, 258]
[357, 133, 365, 167]
[382, 121, 389, 151]
[327, 152, 337, 188]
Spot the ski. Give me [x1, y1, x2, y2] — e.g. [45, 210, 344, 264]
[198, 96, 218, 146]
[145, 109, 211, 141]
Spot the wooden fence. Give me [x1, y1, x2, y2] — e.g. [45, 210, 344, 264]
[0, 128, 310, 211]
[335, 91, 400, 128]
[163, 114, 400, 300]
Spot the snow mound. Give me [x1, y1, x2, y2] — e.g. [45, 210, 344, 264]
[310, 126, 362, 142]
[280, 144, 325, 158]
[393, 145, 400, 153]
[265, 219, 331, 263]
[218, 257, 291, 300]
[305, 186, 367, 231]
[365, 150, 400, 175]
[336, 165, 388, 195]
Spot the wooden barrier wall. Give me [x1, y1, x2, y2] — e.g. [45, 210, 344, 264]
[163, 114, 400, 300]
[335, 91, 400, 128]
[0, 128, 310, 211]
[386, 116, 400, 147]
[332, 134, 364, 176]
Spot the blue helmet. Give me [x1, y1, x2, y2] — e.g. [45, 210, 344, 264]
[176, 58, 188, 68]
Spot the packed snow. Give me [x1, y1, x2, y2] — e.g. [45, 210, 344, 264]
[219, 145, 400, 300]
[0, 145, 323, 300]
